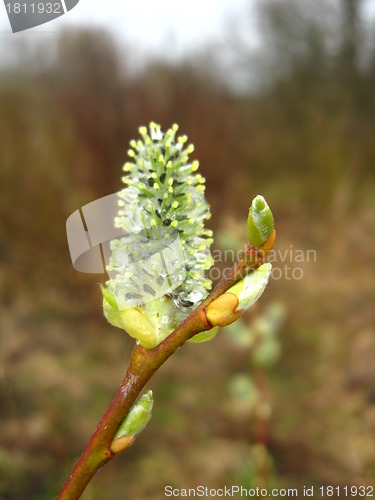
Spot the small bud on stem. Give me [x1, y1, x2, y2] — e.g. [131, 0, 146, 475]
[111, 390, 153, 449]
[206, 263, 272, 327]
[247, 195, 274, 248]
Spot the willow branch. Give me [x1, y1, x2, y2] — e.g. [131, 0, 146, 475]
[57, 231, 275, 499]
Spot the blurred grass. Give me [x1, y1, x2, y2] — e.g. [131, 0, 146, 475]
[1, 1, 375, 497]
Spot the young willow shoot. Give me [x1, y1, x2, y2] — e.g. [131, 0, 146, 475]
[58, 123, 277, 499]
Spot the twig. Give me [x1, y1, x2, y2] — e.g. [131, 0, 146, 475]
[57, 231, 275, 499]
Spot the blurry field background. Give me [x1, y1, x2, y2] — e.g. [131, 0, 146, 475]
[1, 0, 375, 498]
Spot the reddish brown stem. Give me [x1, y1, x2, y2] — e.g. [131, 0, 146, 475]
[57, 231, 275, 499]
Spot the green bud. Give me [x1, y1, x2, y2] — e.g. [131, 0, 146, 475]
[230, 262, 272, 311]
[114, 390, 153, 439]
[189, 326, 219, 343]
[206, 263, 272, 327]
[247, 195, 274, 248]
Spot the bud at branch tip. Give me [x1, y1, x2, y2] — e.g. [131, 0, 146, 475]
[247, 195, 274, 248]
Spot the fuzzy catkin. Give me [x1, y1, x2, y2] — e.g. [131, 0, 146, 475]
[102, 122, 214, 346]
